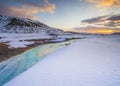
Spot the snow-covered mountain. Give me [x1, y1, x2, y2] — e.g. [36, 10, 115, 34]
[0, 14, 64, 35]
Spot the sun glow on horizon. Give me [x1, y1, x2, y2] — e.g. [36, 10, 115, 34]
[72, 27, 119, 34]
[83, 29, 116, 34]
[96, 29, 113, 34]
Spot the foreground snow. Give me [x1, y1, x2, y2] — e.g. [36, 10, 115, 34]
[4, 36, 120, 86]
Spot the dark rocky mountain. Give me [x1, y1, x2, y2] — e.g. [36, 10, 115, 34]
[0, 14, 64, 35]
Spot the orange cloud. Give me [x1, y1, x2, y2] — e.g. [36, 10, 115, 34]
[87, 0, 120, 7]
[0, 0, 56, 20]
[9, 4, 55, 20]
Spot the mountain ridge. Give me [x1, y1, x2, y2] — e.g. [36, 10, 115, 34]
[0, 14, 64, 35]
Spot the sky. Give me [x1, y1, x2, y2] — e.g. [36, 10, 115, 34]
[0, 0, 120, 34]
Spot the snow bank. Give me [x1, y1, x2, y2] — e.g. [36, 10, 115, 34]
[0, 33, 53, 48]
[4, 36, 120, 86]
[0, 33, 83, 48]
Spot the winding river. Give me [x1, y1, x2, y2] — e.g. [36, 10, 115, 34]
[0, 40, 72, 85]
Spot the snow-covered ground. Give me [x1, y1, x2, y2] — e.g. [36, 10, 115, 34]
[0, 33, 53, 48]
[0, 33, 82, 48]
[4, 35, 120, 86]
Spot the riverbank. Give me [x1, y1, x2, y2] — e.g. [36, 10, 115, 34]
[0, 39, 56, 62]
[0, 33, 82, 62]
[0, 39, 71, 62]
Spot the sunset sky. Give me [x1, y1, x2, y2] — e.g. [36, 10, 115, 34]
[0, 0, 120, 34]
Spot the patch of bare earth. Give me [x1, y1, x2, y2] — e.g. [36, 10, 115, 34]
[0, 39, 54, 62]
[0, 38, 82, 62]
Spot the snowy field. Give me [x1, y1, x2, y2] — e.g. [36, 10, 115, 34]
[4, 35, 120, 86]
[0, 33, 82, 48]
[0, 33, 53, 48]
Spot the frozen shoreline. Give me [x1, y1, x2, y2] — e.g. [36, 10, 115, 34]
[4, 35, 120, 86]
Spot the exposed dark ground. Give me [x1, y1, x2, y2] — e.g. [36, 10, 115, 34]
[0, 39, 57, 62]
[0, 38, 81, 62]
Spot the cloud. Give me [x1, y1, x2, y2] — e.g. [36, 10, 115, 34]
[73, 14, 120, 34]
[86, 0, 120, 8]
[0, 0, 56, 20]
[81, 14, 120, 28]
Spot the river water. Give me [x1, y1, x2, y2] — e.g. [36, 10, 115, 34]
[0, 40, 72, 85]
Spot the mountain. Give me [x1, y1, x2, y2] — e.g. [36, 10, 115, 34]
[0, 14, 82, 49]
[0, 14, 64, 36]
